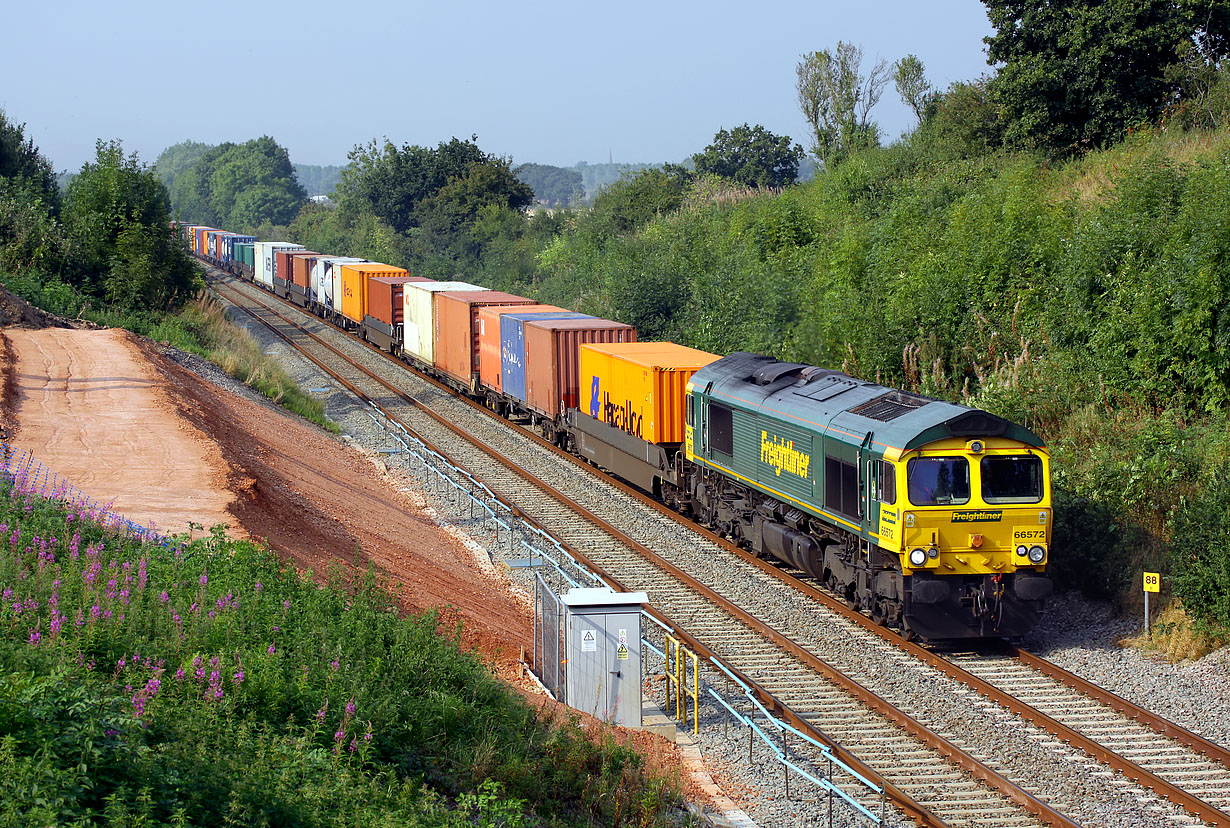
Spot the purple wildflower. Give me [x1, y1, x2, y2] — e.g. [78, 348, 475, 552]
[27, 628, 39, 646]
[159, 591, 169, 603]
[232, 670, 245, 684]
[345, 697, 356, 718]
[330, 659, 339, 672]
[199, 571, 208, 587]
[267, 643, 276, 655]
[255, 582, 262, 594]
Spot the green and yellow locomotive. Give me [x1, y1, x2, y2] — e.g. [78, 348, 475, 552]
[684, 353, 1052, 639]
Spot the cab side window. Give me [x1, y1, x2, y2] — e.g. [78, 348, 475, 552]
[710, 403, 733, 456]
[877, 460, 897, 504]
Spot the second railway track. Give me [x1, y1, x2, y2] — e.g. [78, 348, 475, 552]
[206, 265, 1230, 828]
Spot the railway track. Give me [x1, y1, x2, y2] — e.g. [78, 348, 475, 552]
[204, 266, 1230, 828]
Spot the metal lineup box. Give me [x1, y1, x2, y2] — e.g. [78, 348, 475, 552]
[401, 281, 486, 366]
[476, 304, 565, 394]
[562, 588, 647, 727]
[523, 318, 637, 418]
[580, 342, 719, 445]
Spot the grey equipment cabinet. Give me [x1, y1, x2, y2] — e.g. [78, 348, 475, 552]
[561, 588, 648, 727]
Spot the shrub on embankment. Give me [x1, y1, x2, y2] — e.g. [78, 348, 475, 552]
[0, 474, 678, 826]
[531, 126, 1230, 639]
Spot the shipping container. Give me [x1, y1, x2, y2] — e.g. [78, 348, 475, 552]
[579, 342, 719, 444]
[222, 234, 256, 262]
[289, 252, 320, 289]
[523, 318, 637, 418]
[338, 263, 411, 325]
[312, 256, 364, 309]
[500, 312, 592, 403]
[476, 304, 566, 394]
[254, 242, 304, 289]
[366, 276, 429, 327]
[434, 291, 537, 388]
[402, 281, 486, 366]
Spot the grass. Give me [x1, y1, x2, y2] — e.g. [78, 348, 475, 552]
[0, 468, 683, 827]
[1122, 601, 1227, 662]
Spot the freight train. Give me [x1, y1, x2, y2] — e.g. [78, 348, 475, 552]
[182, 223, 1053, 640]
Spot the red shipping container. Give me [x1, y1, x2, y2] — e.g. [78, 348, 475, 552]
[366, 276, 430, 327]
[276, 250, 319, 285]
[290, 252, 321, 289]
[476, 304, 565, 394]
[434, 291, 537, 388]
[524, 318, 637, 418]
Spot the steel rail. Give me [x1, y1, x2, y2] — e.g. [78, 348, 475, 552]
[207, 270, 1086, 828]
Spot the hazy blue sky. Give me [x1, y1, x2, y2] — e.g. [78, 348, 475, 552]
[3, 0, 995, 172]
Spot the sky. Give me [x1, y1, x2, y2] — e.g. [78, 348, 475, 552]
[3, 0, 996, 173]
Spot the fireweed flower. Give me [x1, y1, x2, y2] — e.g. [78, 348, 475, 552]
[330, 659, 339, 672]
[159, 591, 169, 603]
[283, 600, 290, 611]
[232, 670, 245, 684]
[349, 736, 357, 753]
[199, 571, 208, 587]
[315, 700, 328, 722]
[175, 668, 185, 681]
[27, 628, 39, 646]
[345, 698, 356, 718]
[255, 582, 262, 594]
[266, 643, 275, 655]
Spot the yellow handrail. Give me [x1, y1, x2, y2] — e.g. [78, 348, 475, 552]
[665, 634, 699, 735]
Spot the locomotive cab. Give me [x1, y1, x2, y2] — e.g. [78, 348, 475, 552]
[879, 437, 1054, 639]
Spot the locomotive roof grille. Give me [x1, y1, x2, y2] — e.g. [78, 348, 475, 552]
[849, 390, 931, 422]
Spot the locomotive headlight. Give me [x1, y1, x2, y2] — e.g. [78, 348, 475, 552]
[909, 548, 927, 567]
[1028, 545, 1046, 563]
[1015, 545, 1028, 557]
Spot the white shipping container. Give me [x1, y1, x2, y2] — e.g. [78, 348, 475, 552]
[254, 242, 304, 288]
[402, 281, 486, 365]
[313, 257, 364, 309]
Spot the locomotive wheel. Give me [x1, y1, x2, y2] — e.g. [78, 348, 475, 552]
[871, 599, 888, 626]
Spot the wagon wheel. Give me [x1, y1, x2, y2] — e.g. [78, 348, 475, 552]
[870, 598, 888, 626]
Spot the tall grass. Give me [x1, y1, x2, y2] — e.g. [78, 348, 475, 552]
[0, 471, 680, 827]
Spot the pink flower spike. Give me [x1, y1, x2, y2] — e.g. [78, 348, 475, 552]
[267, 643, 275, 655]
[345, 698, 355, 717]
[330, 659, 339, 672]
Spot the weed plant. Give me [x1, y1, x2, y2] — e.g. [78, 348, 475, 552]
[0, 469, 678, 826]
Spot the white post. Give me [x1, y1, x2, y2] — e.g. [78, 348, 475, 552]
[1145, 590, 1151, 639]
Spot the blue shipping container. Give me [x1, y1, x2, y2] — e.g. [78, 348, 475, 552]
[500, 312, 591, 403]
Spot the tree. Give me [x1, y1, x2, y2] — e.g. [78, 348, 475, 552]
[168, 137, 306, 230]
[894, 55, 934, 123]
[692, 124, 804, 188]
[514, 163, 585, 206]
[0, 111, 62, 270]
[586, 165, 694, 236]
[65, 141, 197, 310]
[983, 0, 1230, 153]
[796, 43, 890, 170]
[153, 140, 213, 193]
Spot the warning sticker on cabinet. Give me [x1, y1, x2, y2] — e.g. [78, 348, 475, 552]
[581, 630, 596, 652]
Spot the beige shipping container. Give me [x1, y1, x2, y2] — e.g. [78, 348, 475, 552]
[579, 342, 719, 444]
[402, 281, 487, 365]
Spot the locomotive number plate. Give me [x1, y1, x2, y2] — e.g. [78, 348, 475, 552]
[1012, 527, 1047, 542]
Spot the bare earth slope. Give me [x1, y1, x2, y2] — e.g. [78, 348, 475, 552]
[6, 328, 236, 537]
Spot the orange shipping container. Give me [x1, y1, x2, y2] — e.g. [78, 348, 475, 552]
[339, 263, 411, 325]
[367, 276, 430, 328]
[434, 291, 537, 388]
[290, 252, 321, 289]
[524, 318, 637, 418]
[579, 342, 719, 444]
[476, 304, 565, 394]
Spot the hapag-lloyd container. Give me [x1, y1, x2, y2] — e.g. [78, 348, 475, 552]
[339, 263, 411, 325]
[401, 281, 486, 366]
[524, 318, 637, 418]
[499, 312, 592, 404]
[313, 256, 364, 308]
[579, 341, 718, 444]
[434, 291, 537, 389]
[476, 304, 566, 394]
